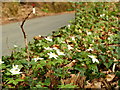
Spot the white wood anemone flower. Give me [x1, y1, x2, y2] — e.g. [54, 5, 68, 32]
[52, 47, 59, 50]
[0, 59, 4, 64]
[45, 36, 52, 41]
[38, 35, 42, 37]
[108, 37, 111, 40]
[62, 41, 66, 43]
[56, 50, 65, 56]
[71, 36, 75, 41]
[67, 45, 73, 50]
[68, 24, 71, 28]
[44, 47, 53, 50]
[9, 65, 22, 75]
[86, 47, 94, 51]
[87, 32, 92, 35]
[32, 57, 44, 62]
[47, 52, 58, 59]
[100, 14, 105, 17]
[88, 55, 99, 63]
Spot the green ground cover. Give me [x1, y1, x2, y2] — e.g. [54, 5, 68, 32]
[1, 2, 119, 89]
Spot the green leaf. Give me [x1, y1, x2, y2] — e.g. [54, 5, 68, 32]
[7, 80, 14, 84]
[36, 85, 42, 88]
[58, 83, 78, 88]
[75, 66, 86, 76]
[5, 72, 11, 75]
[99, 55, 106, 62]
[104, 62, 112, 69]
[13, 81, 18, 85]
[36, 64, 43, 69]
[43, 78, 50, 86]
[118, 80, 120, 86]
[16, 78, 24, 82]
[89, 64, 98, 72]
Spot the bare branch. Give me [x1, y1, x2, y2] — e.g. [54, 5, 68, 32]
[20, 11, 32, 61]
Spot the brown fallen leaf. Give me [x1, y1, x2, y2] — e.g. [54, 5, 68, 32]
[106, 74, 115, 82]
[91, 81, 102, 88]
[61, 74, 77, 85]
[45, 70, 59, 88]
[21, 73, 26, 79]
[101, 79, 112, 89]
[85, 79, 102, 88]
[61, 78, 71, 85]
[62, 47, 67, 49]
[100, 69, 112, 74]
[113, 59, 120, 62]
[84, 81, 92, 88]
[76, 49, 81, 52]
[64, 60, 77, 67]
[76, 73, 86, 88]
[65, 39, 71, 43]
[33, 77, 37, 80]
[61, 72, 86, 88]
[33, 36, 43, 40]
[45, 70, 54, 77]
[52, 44, 60, 48]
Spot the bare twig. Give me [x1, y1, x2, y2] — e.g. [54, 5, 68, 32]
[20, 11, 32, 61]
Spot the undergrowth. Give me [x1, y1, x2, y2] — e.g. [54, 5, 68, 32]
[1, 2, 119, 89]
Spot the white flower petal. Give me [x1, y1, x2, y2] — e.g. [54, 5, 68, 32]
[71, 36, 75, 41]
[56, 50, 65, 55]
[88, 55, 96, 59]
[0, 59, 4, 64]
[47, 52, 58, 59]
[53, 47, 59, 50]
[86, 47, 93, 51]
[10, 65, 22, 75]
[62, 41, 66, 43]
[10, 69, 22, 75]
[44, 47, 53, 50]
[38, 35, 42, 37]
[45, 36, 52, 41]
[67, 45, 73, 50]
[92, 58, 99, 63]
[32, 57, 44, 62]
[88, 55, 99, 63]
[12, 65, 19, 69]
[100, 14, 105, 17]
[87, 32, 92, 35]
[68, 24, 71, 28]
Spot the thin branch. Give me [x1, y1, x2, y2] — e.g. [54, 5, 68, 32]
[20, 11, 32, 61]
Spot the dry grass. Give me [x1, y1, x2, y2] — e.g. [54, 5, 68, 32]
[1, 2, 74, 24]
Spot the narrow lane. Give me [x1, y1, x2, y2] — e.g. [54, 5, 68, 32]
[2, 13, 75, 56]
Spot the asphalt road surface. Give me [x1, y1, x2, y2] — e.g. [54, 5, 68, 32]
[2, 13, 75, 56]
